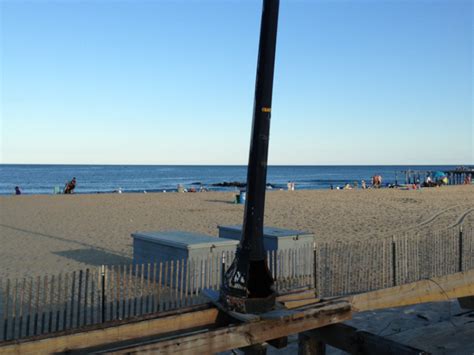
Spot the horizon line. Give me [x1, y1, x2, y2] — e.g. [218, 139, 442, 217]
[1, 163, 472, 167]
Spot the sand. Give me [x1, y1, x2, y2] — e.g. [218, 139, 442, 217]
[1, 185, 474, 352]
[1, 185, 473, 280]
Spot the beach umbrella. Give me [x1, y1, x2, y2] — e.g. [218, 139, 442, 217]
[432, 171, 446, 180]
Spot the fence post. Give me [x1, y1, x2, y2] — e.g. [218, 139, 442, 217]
[391, 236, 397, 287]
[459, 226, 463, 272]
[313, 242, 318, 297]
[69, 272, 75, 329]
[101, 266, 106, 323]
[76, 270, 83, 328]
[3, 279, 10, 340]
[221, 252, 226, 287]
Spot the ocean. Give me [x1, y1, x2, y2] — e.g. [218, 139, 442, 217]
[0, 164, 459, 195]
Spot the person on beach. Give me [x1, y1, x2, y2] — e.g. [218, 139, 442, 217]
[361, 180, 367, 189]
[14, 186, 21, 195]
[64, 177, 77, 194]
[372, 175, 382, 188]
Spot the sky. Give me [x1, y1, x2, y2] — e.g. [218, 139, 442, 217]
[0, 0, 472, 165]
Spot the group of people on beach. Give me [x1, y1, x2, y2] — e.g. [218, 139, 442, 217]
[13, 177, 77, 195]
[177, 184, 208, 193]
[330, 175, 384, 190]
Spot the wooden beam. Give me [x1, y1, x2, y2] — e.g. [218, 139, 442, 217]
[304, 323, 427, 354]
[276, 289, 316, 302]
[284, 298, 320, 309]
[108, 301, 351, 354]
[348, 269, 474, 312]
[0, 306, 221, 354]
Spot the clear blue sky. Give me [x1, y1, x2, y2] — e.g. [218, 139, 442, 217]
[1, 0, 472, 165]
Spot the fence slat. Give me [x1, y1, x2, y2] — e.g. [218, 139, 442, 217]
[62, 273, 68, 331]
[69, 272, 75, 329]
[116, 267, 120, 320]
[55, 274, 61, 332]
[146, 263, 151, 314]
[11, 279, 18, 339]
[157, 262, 163, 312]
[26, 278, 33, 337]
[48, 275, 54, 333]
[76, 270, 82, 328]
[82, 269, 88, 325]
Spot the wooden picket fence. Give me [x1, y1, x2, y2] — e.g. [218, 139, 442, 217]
[0, 223, 473, 342]
[0, 246, 313, 342]
[315, 224, 474, 297]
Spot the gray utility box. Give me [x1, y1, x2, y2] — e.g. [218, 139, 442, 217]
[132, 230, 239, 288]
[217, 225, 314, 251]
[218, 225, 315, 279]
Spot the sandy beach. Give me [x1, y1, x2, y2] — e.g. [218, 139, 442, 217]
[1, 185, 473, 280]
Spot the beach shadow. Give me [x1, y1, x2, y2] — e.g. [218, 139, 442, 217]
[53, 249, 132, 266]
[0, 224, 129, 260]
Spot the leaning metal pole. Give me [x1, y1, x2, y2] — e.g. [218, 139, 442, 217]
[221, 0, 280, 314]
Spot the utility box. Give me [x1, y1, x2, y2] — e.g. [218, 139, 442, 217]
[131, 230, 239, 288]
[218, 226, 314, 280]
[217, 225, 314, 251]
[132, 230, 239, 264]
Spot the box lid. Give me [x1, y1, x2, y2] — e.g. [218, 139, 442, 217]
[132, 230, 239, 250]
[218, 225, 313, 239]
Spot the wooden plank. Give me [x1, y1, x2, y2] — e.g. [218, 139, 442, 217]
[107, 301, 351, 354]
[348, 269, 474, 312]
[388, 313, 474, 353]
[303, 323, 427, 355]
[283, 298, 320, 310]
[276, 289, 315, 303]
[0, 305, 219, 354]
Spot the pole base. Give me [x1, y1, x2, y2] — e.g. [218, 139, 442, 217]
[221, 291, 276, 314]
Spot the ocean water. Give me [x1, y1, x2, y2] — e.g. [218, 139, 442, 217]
[0, 164, 459, 195]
